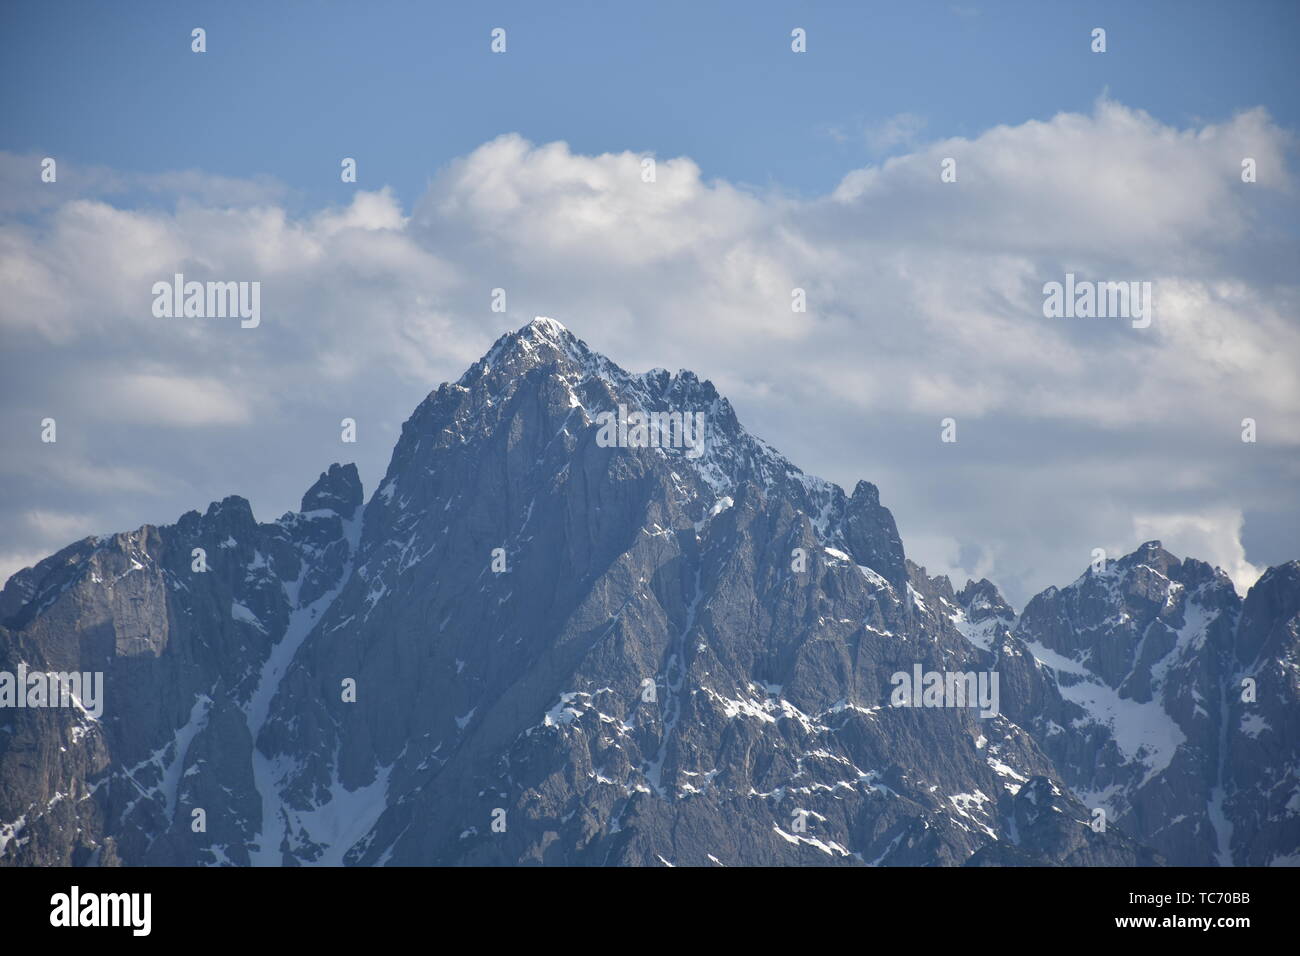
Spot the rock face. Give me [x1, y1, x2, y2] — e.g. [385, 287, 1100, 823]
[1, 318, 1295, 867]
[955, 544, 1300, 867]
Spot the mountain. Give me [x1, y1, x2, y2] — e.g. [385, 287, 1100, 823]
[989, 545, 1300, 866]
[1, 318, 1295, 866]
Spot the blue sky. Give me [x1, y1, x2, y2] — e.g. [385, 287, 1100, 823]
[4, 0, 1297, 208]
[1, 1, 1298, 606]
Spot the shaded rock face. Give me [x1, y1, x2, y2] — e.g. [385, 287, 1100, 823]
[0, 318, 1295, 867]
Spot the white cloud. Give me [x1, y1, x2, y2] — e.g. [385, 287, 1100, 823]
[1, 100, 1296, 603]
[25, 509, 95, 541]
[89, 373, 254, 426]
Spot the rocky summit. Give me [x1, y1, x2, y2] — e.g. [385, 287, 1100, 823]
[1, 318, 1296, 867]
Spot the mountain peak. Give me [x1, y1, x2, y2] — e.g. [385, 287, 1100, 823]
[509, 315, 577, 354]
[460, 316, 592, 387]
[300, 462, 363, 517]
[1112, 539, 1178, 577]
[956, 577, 1015, 622]
[522, 315, 569, 339]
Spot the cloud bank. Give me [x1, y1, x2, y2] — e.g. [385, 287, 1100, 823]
[2, 98, 1297, 605]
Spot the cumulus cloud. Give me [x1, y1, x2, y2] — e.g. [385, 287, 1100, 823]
[1, 99, 1296, 604]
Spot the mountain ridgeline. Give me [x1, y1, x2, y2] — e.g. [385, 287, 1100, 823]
[2, 318, 1296, 867]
